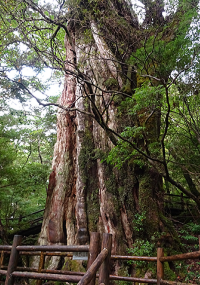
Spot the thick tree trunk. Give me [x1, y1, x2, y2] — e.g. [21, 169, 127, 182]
[37, 0, 176, 273]
[39, 32, 163, 255]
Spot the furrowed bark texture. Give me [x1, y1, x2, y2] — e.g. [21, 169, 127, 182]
[39, 20, 161, 255]
[39, 26, 140, 259]
[37, 0, 196, 271]
[38, 30, 77, 265]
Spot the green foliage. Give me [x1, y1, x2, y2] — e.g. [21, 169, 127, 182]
[127, 239, 155, 268]
[178, 222, 200, 245]
[174, 261, 200, 284]
[106, 140, 137, 169]
[133, 212, 146, 235]
[130, 7, 200, 80]
[190, 224, 200, 234]
[122, 83, 165, 116]
[0, 137, 17, 181]
[0, 99, 56, 241]
[126, 219, 200, 283]
[106, 83, 165, 168]
[183, 235, 198, 243]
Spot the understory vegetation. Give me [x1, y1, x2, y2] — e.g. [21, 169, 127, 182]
[125, 220, 200, 284]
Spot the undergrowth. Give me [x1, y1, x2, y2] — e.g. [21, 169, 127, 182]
[125, 220, 200, 285]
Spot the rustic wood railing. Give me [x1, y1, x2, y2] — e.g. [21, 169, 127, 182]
[164, 193, 194, 211]
[0, 233, 199, 285]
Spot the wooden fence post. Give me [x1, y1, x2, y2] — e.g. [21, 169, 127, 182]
[0, 251, 5, 283]
[87, 232, 100, 285]
[157, 248, 164, 285]
[5, 235, 22, 285]
[36, 251, 45, 285]
[98, 233, 112, 285]
[0, 251, 4, 269]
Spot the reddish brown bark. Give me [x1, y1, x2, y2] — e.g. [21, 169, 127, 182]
[38, 30, 77, 250]
[38, 3, 166, 272]
[47, 170, 56, 198]
[39, 27, 162, 260]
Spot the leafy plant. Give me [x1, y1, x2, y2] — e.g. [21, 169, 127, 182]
[127, 239, 155, 268]
[134, 212, 146, 235]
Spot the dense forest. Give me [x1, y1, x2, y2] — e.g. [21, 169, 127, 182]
[1, 0, 200, 283]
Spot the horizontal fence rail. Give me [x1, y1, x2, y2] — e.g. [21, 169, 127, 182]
[16, 245, 89, 252]
[0, 250, 73, 257]
[160, 250, 200, 262]
[0, 246, 12, 251]
[12, 271, 82, 282]
[111, 255, 157, 261]
[1, 267, 85, 275]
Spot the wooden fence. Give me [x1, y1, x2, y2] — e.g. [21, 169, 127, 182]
[164, 193, 194, 210]
[0, 232, 200, 285]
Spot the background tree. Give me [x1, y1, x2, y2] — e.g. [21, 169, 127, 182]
[0, 29, 58, 242]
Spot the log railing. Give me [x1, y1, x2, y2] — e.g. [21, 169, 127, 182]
[0, 233, 200, 285]
[164, 193, 194, 211]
